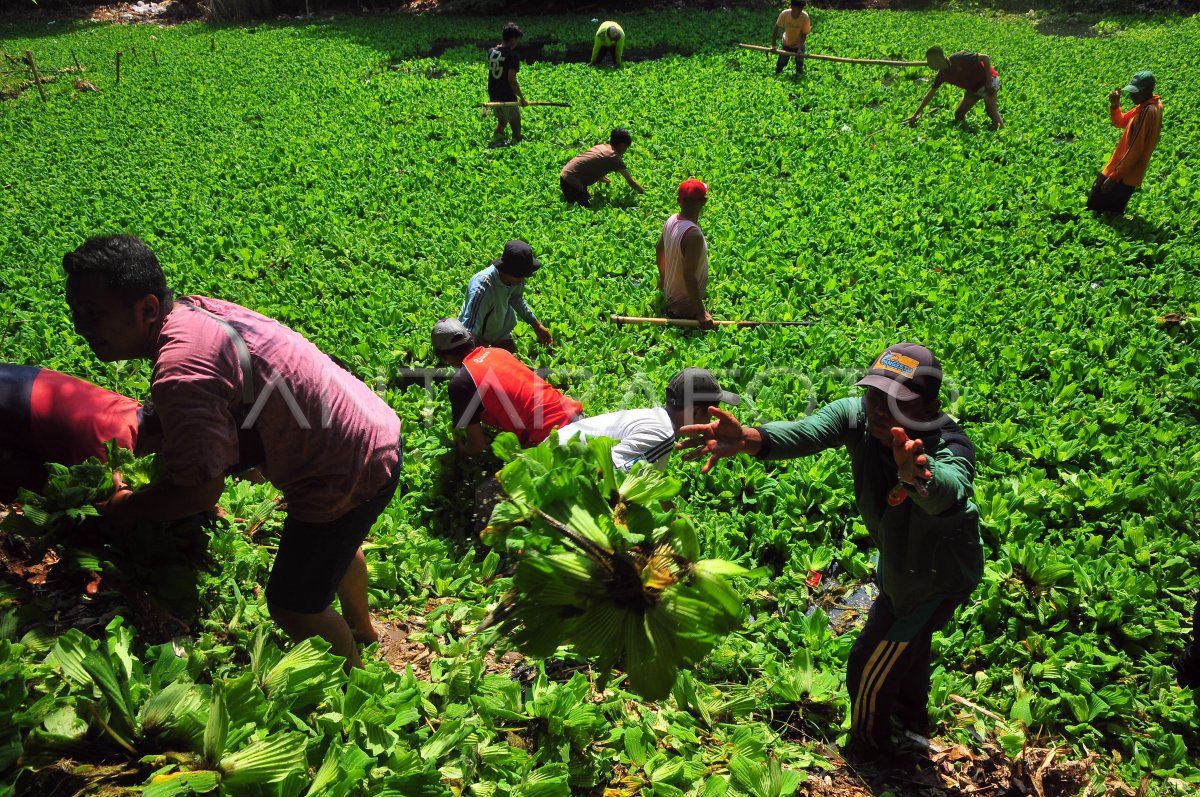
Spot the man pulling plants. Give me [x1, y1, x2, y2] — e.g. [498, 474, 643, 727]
[657, 178, 715, 330]
[677, 344, 983, 760]
[590, 20, 625, 68]
[432, 318, 582, 457]
[458, 239, 553, 352]
[61, 235, 402, 670]
[1086, 70, 1162, 216]
[905, 46, 1003, 129]
[488, 22, 528, 145]
[557, 368, 739, 472]
[559, 128, 645, 208]
[0, 363, 156, 501]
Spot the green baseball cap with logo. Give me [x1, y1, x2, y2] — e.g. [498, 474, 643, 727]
[1123, 70, 1155, 95]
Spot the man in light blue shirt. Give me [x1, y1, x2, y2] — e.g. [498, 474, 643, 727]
[458, 240, 553, 352]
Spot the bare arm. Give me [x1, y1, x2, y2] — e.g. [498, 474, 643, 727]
[771, 23, 782, 50]
[680, 228, 711, 325]
[619, 169, 644, 193]
[655, 234, 666, 290]
[99, 475, 225, 525]
[905, 82, 941, 125]
[507, 70, 526, 105]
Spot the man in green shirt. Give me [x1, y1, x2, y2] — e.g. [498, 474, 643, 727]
[590, 20, 625, 68]
[678, 343, 983, 758]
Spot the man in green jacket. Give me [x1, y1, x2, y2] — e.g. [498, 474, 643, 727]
[678, 343, 983, 758]
[590, 20, 625, 68]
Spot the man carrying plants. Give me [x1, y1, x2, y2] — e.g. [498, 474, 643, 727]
[432, 318, 582, 458]
[488, 22, 528, 145]
[677, 343, 983, 760]
[458, 239, 553, 352]
[62, 235, 402, 670]
[559, 128, 645, 208]
[557, 368, 739, 472]
[657, 178, 715, 330]
[590, 20, 625, 68]
[0, 363, 156, 501]
[1086, 70, 1162, 216]
[770, 0, 811, 77]
[905, 46, 1003, 129]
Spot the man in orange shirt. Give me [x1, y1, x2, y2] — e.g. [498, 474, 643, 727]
[1087, 70, 1162, 215]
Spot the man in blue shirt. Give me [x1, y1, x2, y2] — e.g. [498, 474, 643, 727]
[458, 240, 553, 352]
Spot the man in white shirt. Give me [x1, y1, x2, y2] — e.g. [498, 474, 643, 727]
[557, 368, 739, 471]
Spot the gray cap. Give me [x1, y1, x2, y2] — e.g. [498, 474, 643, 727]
[665, 368, 740, 408]
[431, 318, 475, 353]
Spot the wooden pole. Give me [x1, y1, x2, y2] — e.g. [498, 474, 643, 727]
[610, 315, 814, 328]
[24, 51, 47, 102]
[115, 50, 122, 85]
[71, 50, 82, 72]
[152, 48, 159, 67]
[481, 100, 570, 108]
[738, 43, 928, 68]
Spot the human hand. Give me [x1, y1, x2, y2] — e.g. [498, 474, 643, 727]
[1108, 88, 1121, 106]
[890, 427, 931, 496]
[697, 311, 717, 331]
[519, 97, 529, 107]
[534, 324, 554, 348]
[677, 406, 750, 474]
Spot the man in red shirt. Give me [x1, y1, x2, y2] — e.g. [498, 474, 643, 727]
[61, 235, 401, 669]
[0, 364, 151, 500]
[1087, 70, 1162, 215]
[431, 319, 583, 457]
[905, 46, 1003, 129]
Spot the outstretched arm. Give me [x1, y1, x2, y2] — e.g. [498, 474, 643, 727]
[905, 82, 941, 125]
[619, 169, 645, 193]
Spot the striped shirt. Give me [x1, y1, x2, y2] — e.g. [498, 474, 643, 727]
[557, 408, 676, 471]
[458, 265, 539, 346]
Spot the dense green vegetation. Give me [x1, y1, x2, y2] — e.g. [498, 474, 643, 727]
[1, 7, 1199, 795]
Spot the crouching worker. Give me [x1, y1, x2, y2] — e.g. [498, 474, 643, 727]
[591, 21, 625, 68]
[0, 363, 156, 501]
[677, 343, 983, 759]
[62, 235, 401, 669]
[560, 128, 645, 208]
[432, 318, 582, 457]
[557, 368, 738, 472]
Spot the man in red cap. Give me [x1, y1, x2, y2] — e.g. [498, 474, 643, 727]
[432, 319, 583, 457]
[677, 343, 983, 760]
[656, 178, 714, 330]
[1, 363, 153, 501]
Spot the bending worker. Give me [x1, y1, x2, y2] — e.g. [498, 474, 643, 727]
[591, 20, 625, 68]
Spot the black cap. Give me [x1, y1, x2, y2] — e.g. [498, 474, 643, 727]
[492, 240, 542, 278]
[665, 368, 740, 408]
[856, 343, 942, 402]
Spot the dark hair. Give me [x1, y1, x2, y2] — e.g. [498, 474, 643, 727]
[610, 128, 632, 148]
[791, 0, 806, 7]
[62, 236, 171, 302]
[502, 22, 523, 41]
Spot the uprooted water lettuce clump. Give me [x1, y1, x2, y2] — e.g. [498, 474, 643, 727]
[480, 433, 748, 700]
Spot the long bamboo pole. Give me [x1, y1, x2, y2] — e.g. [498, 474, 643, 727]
[610, 315, 814, 328]
[739, 43, 928, 68]
[481, 100, 570, 108]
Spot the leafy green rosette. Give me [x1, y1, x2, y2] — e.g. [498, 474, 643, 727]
[480, 433, 747, 700]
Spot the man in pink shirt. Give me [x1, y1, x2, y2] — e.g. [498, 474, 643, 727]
[0, 363, 150, 501]
[62, 235, 401, 669]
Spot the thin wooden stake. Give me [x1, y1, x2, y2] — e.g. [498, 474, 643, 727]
[24, 51, 47, 102]
[71, 50, 82, 72]
[152, 48, 159, 67]
[115, 50, 122, 85]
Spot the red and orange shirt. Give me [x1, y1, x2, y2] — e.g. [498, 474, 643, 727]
[1103, 96, 1163, 188]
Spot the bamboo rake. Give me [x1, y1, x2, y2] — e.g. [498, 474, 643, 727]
[481, 100, 571, 108]
[610, 315, 814, 328]
[739, 43, 929, 68]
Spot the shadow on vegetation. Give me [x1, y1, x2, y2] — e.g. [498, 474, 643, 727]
[412, 38, 697, 66]
[1094, 212, 1171, 243]
[424, 448, 503, 551]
